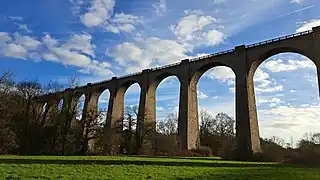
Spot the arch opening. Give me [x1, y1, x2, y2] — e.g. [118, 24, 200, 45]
[195, 65, 236, 154]
[75, 94, 86, 121]
[123, 82, 141, 131]
[122, 82, 141, 154]
[253, 52, 320, 148]
[155, 76, 180, 140]
[57, 99, 64, 114]
[42, 103, 48, 115]
[97, 89, 110, 124]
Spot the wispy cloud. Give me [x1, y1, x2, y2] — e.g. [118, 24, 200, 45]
[276, 5, 315, 19]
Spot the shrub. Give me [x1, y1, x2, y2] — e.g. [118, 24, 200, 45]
[251, 152, 275, 162]
[282, 151, 320, 167]
[191, 146, 213, 157]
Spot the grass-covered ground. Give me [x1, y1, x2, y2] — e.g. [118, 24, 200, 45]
[0, 156, 319, 179]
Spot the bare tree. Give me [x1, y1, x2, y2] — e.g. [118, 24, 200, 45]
[123, 105, 138, 131]
[80, 109, 106, 153]
[210, 112, 235, 156]
[214, 113, 235, 138]
[0, 71, 18, 153]
[42, 80, 63, 94]
[0, 71, 13, 84]
[157, 112, 178, 135]
[68, 75, 80, 88]
[266, 136, 286, 147]
[311, 133, 320, 144]
[199, 109, 215, 136]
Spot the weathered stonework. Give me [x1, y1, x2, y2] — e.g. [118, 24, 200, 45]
[34, 26, 320, 159]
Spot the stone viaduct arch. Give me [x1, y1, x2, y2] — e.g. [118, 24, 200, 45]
[34, 26, 320, 159]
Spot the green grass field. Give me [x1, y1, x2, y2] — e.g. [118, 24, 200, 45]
[0, 156, 319, 179]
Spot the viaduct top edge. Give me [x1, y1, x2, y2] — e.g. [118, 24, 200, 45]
[37, 27, 318, 98]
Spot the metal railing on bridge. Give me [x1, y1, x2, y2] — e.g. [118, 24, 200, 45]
[245, 30, 312, 48]
[150, 62, 181, 71]
[90, 78, 113, 86]
[117, 72, 142, 79]
[189, 49, 235, 62]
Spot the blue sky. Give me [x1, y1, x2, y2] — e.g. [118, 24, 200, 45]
[1, 0, 320, 145]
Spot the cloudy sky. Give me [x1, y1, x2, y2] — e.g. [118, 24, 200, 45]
[1, 0, 320, 145]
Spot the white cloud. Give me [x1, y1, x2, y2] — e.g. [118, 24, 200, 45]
[42, 53, 58, 61]
[78, 60, 113, 76]
[197, 90, 209, 99]
[256, 80, 271, 89]
[170, 11, 225, 48]
[69, 0, 85, 15]
[62, 33, 96, 57]
[206, 30, 225, 46]
[254, 68, 269, 82]
[106, 13, 143, 33]
[153, 0, 167, 16]
[0, 32, 40, 59]
[205, 66, 235, 85]
[290, 0, 304, 4]
[157, 106, 165, 112]
[13, 33, 41, 50]
[259, 104, 320, 143]
[200, 100, 235, 119]
[257, 97, 283, 107]
[8, 16, 23, 21]
[304, 73, 317, 84]
[81, 0, 115, 27]
[0, 31, 113, 77]
[257, 97, 283, 104]
[79, 0, 141, 34]
[229, 87, 235, 93]
[14, 23, 32, 33]
[107, 42, 143, 67]
[213, 0, 228, 3]
[107, 37, 189, 73]
[0, 32, 12, 42]
[296, 19, 320, 32]
[300, 104, 309, 107]
[42, 34, 113, 76]
[255, 84, 283, 93]
[3, 43, 27, 59]
[262, 59, 315, 72]
[171, 12, 216, 41]
[254, 69, 284, 93]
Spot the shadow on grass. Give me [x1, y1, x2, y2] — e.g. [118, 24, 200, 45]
[0, 158, 284, 168]
[128, 155, 222, 161]
[175, 168, 320, 180]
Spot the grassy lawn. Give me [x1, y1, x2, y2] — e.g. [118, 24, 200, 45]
[0, 156, 319, 179]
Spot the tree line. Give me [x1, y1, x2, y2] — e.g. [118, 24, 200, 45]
[0, 71, 237, 156]
[1, 71, 320, 164]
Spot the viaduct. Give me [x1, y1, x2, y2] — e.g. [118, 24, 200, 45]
[35, 26, 320, 159]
